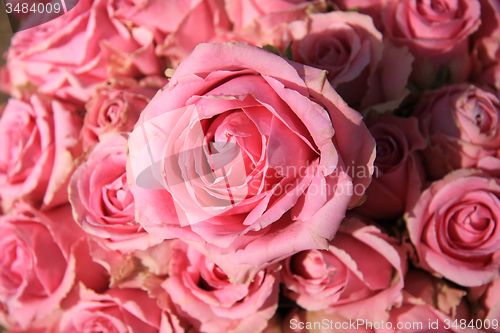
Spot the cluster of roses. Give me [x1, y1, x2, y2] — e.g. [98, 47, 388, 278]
[0, 0, 500, 332]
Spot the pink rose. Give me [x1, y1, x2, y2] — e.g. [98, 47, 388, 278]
[468, 277, 500, 331]
[127, 42, 376, 283]
[415, 84, 500, 180]
[160, 240, 280, 333]
[281, 214, 405, 320]
[4, 0, 161, 104]
[59, 286, 162, 333]
[285, 11, 413, 112]
[0, 203, 108, 329]
[382, 0, 481, 68]
[152, 0, 232, 68]
[224, 0, 312, 30]
[407, 169, 500, 287]
[332, 0, 389, 29]
[385, 269, 474, 333]
[0, 95, 83, 212]
[355, 116, 426, 220]
[69, 133, 162, 254]
[81, 78, 158, 149]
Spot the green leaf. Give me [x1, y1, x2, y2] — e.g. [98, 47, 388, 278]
[262, 45, 281, 57]
[283, 41, 294, 61]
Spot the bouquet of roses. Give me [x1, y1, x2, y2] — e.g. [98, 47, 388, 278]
[0, 0, 499, 332]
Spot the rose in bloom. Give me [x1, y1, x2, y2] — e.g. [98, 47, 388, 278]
[386, 269, 473, 333]
[468, 276, 500, 328]
[382, 0, 481, 71]
[81, 78, 158, 149]
[59, 286, 162, 333]
[3, 0, 160, 104]
[332, 0, 389, 29]
[0, 95, 83, 212]
[159, 240, 280, 333]
[407, 169, 500, 287]
[127, 42, 376, 283]
[69, 133, 162, 254]
[355, 116, 426, 220]
[414, 84, 500, 180]
[278, 11, 414, 112]
[0, 203, 109, 329]
[281, 214, 405, 320]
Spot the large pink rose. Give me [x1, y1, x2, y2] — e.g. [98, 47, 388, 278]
[127, 42, 376, 283]
[414, 83, 500, 179]
[407, 169, 500, 287]
[382, 0, 481, 69]
[81, 78, 158, 149]
[355, 116, 426, 220]
[3, 0, 161, 104]
[281, 214, 405, 320]
[69, 133, 162, 253]
[0, 95, 83, 212]
[58, 286, 162, 333]
[160, 240, 280, 333]
[0, 203, 109, 329]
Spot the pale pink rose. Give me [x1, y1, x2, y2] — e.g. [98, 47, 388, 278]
[285, 12, 414, 111]
[160, 240, 280, 333]
[407, 169, 500, 287]
[127, 42, 376, 283]
[0, 95, 83, 212]
[414, 84, 500, 180]
[4, 0, 161, 105]
[69, 133, 162, 254]
[468, 277, 500, 331]
[0, 203, 109, 329]
[81, 78, 158, 149]
[59, 285, 162, 333]
[225, 0, 312, 30]
[281, 214, 405, 320]
[355, 116, 426, 220]
[471, 36, 500, 90]
[382, 0, 481, 68]
[383, 269, 474, 333]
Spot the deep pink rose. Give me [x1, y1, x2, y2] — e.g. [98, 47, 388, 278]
[0, 95, 83, 212]
[69, 133, 162, 254]
[127, 42, 375, 283]
[59, 286, 162, 333]
[386, 269, 473, 333]
[0, 203, 108, 329]
[281, 214, 405, 320]
[468, 277, 500, 330]
[160, 240, 280, 333]
[4, 0, 161, 104]
[382, 0, 481, 67]
[355, 116, 426, 220]
[407, 169, 500, 287]
[415, 84, 500, 180]
[81, 78, 158, 149]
